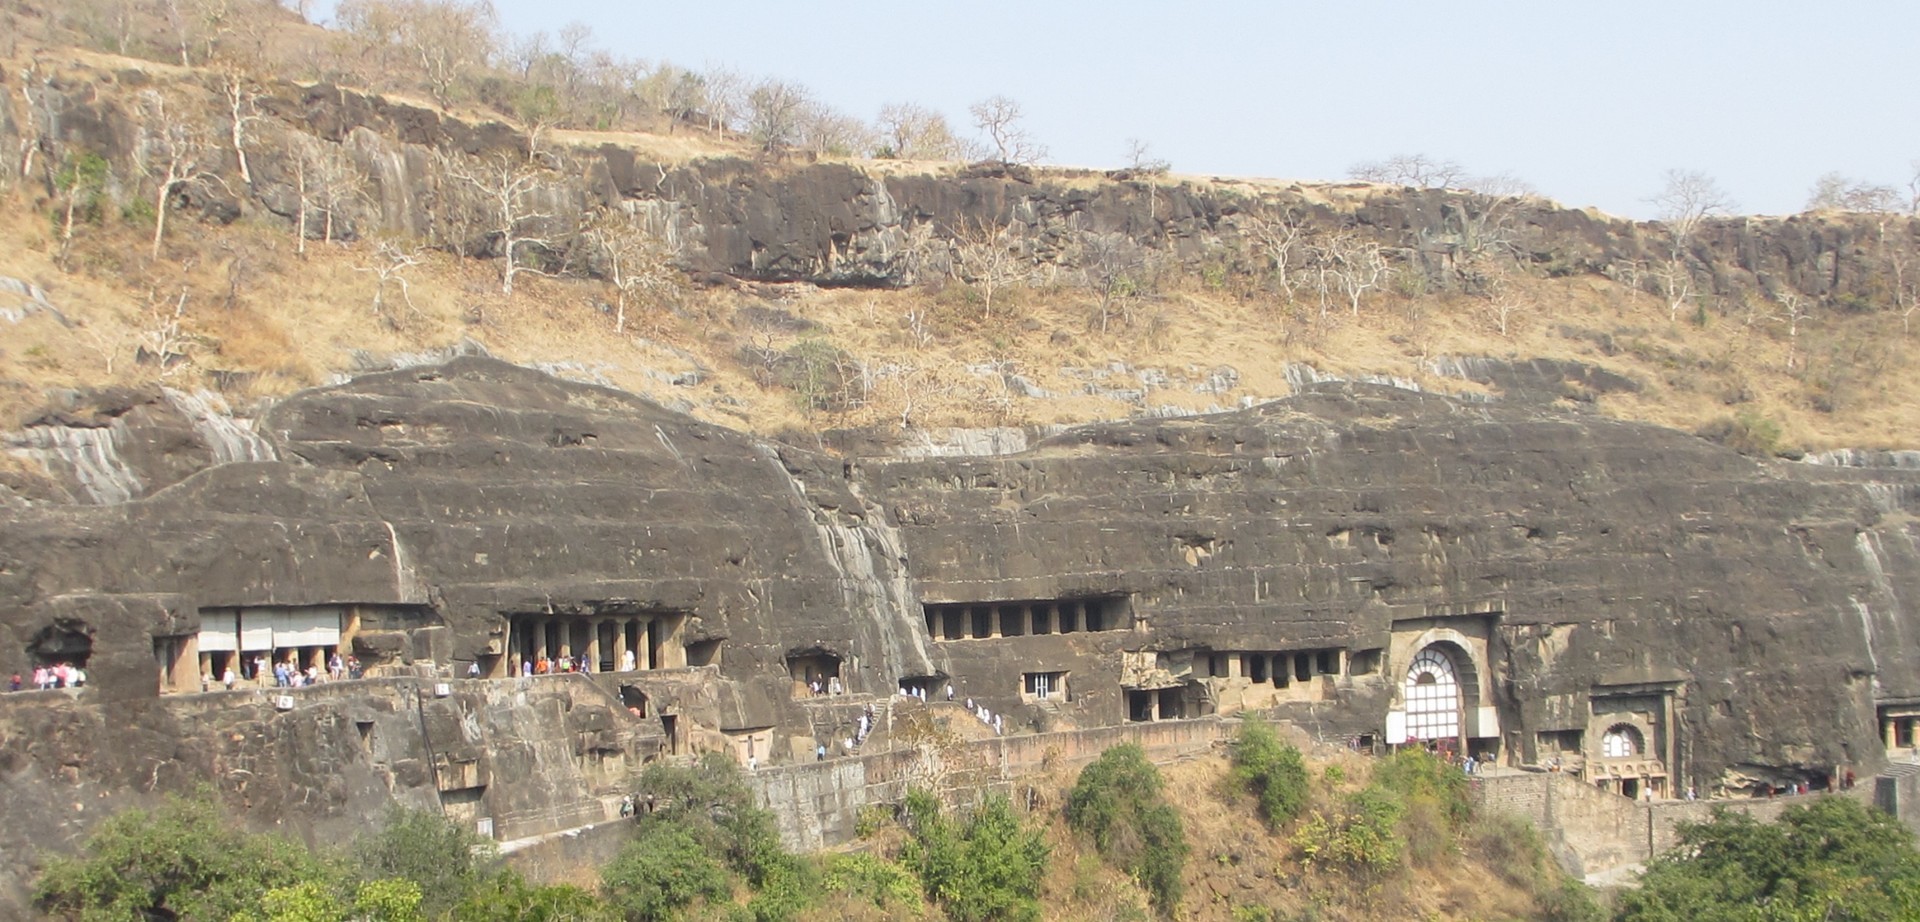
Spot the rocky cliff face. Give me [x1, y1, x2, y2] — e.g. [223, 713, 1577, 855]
[11, 67, 1914, 304]
[1, 359, 1917, 905]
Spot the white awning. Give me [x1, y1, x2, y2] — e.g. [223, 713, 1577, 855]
[273, 607, 342, 647]
[240, 623, 274, 651]
[198, 628, 237, 652]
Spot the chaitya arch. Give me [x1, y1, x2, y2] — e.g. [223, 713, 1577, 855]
[1601, 723, 1644, 759]
[1403, 645, 1462, 743]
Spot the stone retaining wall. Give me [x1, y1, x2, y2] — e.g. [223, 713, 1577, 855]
[747, 717, 1225, 851]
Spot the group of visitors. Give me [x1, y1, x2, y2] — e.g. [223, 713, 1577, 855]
[806, 675, 844, 696]
[10, 663, 87, 691]
[960, 694, 1004, 736]
[517, 653, 597, 676]
[617, 792, 657, 817]
[199, 652, 362, 692]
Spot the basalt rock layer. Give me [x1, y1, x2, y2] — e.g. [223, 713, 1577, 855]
[2, 357, 1919, 911]
[9, 67, 1916, 303]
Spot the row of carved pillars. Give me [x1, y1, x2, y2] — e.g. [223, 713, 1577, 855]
[931, 600, 1104, 641]
[509, 615, 668, 675]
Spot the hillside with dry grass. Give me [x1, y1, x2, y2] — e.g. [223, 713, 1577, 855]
[0, 0, 1915, 467]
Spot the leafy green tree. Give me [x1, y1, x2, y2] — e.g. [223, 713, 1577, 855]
[249, 878, 426, 922]
[33, 793, 334, 922]
[1066, 743, 1189, 915]
[351, 807, 498, 918]
[600, 824, 731, 921]
[1230, 721, 1311, 828]
[633, 753, 792, 887]
[902, 790, 1050, 922]
[1618, 797, 1920, 922]
[255, 881, 349, 922]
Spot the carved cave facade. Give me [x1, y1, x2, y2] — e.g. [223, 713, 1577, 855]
[4, 358, 1919, 854]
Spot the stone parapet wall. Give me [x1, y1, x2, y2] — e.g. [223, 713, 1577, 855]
[1470, 770, 1872, 879]
[748, 717, 1224, 851]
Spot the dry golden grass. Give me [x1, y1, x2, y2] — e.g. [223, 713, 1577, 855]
[0, 41, 1913, 452]
[5, 187, 1915, 456]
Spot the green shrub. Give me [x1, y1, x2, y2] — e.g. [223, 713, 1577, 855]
[902, 790, 1050, 922]
[822, 853, 924, 913]
[1466, 810, 1549, 889]
[450, 871, 617, 921]
[600, 823, 731, 921]
[34, 793, 335, 922]
[1618, 797, 1920, 922]
[1065, 743, 1190, 915]
[739, 855, 816, 922]
[854, 803, 895, 839]
[1537, 877, 1605, 922]
[1230, 721, 1311, 829]
[351, 807, 499, 917]
[1291, 785, 1404, 878]
[1372, 748, 1470, 827]
[1697, 410, 1784, 457]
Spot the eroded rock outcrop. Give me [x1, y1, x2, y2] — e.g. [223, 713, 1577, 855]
[1, 357, 1918, 913]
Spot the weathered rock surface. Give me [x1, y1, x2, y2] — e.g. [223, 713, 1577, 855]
[9, 68, 1915, 304]
[2, 357, 1918, 914]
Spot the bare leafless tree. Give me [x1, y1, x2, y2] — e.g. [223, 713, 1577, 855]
[1649, 169, 1736, 321]
[293, 137, 370, 253]
[969, 95, 1046, 165]
[745, 79, 808, 154]
[1313, 233, 1391, 318]
[949, 218, 1027, 320]
[1804, 172, 1901, 213]
[875, 102, 971, 160]
[1890, 249, 1920, 335]
[1349, 153, 1468, 189]
[136, 287, 193, 376]
[441, 152, 557, 295]
[1651, 168, 1736, 241]
[336, 0, 496, 106]
[1241, 210, 1304, 298]
[53, 151, 108, 270]
[1484, 268, 1529, 338]
[1076, 229, 1151, 333]
[220, 70, 263, 186]
[17, 61, 49, 183]
[584, 206, 681, 334]
[1776, 291, 1812, 372]
[795, 100, 875, 158]
[1124, 138, 1170, 174]
[354, 241, 424, 325]
[136, 92, 224, 260]
[701, 66, 745, 137]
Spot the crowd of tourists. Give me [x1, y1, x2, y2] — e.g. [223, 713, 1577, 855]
[9, 662, 87, 691]
[516, 652, 602, 676]
[201, 652, 363, 691]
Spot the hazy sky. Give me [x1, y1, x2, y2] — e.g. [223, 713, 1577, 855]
[458, 0, 1920, 219]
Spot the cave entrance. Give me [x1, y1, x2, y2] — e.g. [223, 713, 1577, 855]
[28, 621, 93, 685]
[898, 675, 940, 700]
[1157, 687, 1186, 720]
[787, 651, 843, 697]
[684, 638, 723, 667]
[620, 685, 649, 718]
[1121, 687, 1152, 722]
[660, 714, 679, 755]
